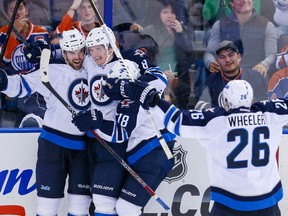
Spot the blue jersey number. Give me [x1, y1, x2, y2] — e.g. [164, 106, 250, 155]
[226, 127, 270, 169]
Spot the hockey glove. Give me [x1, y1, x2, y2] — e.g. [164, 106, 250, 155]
[72, 109, 103, 132]
[103, 78, 130, 100]
[0, 69, 8, 91]
[127, 80, 160, 109]
[24, 39, 51, 64]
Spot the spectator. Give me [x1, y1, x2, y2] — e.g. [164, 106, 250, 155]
[0, 0, 49, 127]
[0, 29, 92, 215]
[204, 0, 277, 78]
[268, 45, 288, 100]
[273, 0, 288, 51]
[141, 0, 194, 108]
[112, 22, 159, 64]
[202, 0, 261, 26]
[55, 0, 100, 38]
[199, 40, 267, 108]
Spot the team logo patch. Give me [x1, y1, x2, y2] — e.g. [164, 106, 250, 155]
[68, 78, 90, 110]
[134, 48, 146, 57]
[90, 75, 112, 106]
[11, 44, 35, 71]
[164, 145, 188, 184]
[120, 99, 134, 108]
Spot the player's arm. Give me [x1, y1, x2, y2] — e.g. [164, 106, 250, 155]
[122, 49, 168, 93]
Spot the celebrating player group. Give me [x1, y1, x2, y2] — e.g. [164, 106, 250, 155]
[0, 0, 287, 215]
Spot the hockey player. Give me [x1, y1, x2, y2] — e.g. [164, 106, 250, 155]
[117, 79, 285, 215]
[71, 26, 175, 216]
[0, 29, 91, 216]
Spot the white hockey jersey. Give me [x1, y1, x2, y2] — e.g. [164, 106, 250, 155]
[84, 49, 174, 161]
[2, 62, 90, 150]
[153, 98, 288, 211]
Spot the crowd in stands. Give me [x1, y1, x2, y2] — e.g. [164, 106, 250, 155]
[0, 0, 287, 128]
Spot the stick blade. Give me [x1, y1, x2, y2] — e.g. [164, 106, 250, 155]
[40, 48, 51, 83]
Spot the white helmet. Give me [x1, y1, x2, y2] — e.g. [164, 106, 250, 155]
[221, 80, 253, 110]
[108, 60, 140, 80]
[86, 26, 116, 49]
[59, 29, 85, 51]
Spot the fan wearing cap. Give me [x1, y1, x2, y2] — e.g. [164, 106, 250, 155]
[203, 0, 277, 78]
[196, 40, 267, 108]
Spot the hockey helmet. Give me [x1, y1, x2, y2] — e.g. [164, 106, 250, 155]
[86, 26, 116, 49]
[59, 29, 86, 51]
[108, 60, 140, 80]
[221, 80, 253, 110]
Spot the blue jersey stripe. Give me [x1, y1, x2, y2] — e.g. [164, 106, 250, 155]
[127, 132, 175, 164]
[211, 186, 283, 211]
[40, 129, 86, 150]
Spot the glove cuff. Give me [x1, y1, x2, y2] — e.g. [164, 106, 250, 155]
[120, 79, 129, 98]
[139, 85, 155, 104]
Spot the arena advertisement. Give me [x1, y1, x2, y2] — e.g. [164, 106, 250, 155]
[0, 131, 287, 215]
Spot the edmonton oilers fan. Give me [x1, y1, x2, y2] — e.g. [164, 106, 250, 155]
[115, 78, 286, 216]
[71, 26, 174, 216]
[0, 29, 92, 216]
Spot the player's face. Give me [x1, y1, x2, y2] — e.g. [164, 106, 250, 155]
[160, 5, 177, 28]
[231, 0, 253, 14]
[216, 49, 241, 75]
[88, 45, 113, 66]
[78, 1, 95, 23]
[64, 48, 85, 70]
[7, 1, 27, 19]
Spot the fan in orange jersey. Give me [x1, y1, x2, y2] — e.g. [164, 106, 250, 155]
[55, 0, 101, 38]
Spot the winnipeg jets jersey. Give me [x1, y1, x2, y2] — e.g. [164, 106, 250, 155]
[83, 48, 167, 121]
[84, 49, 173, 162]
[95, 99, 175, 164]
[154, 99, 288, 211]
[2, 63, 90, 149]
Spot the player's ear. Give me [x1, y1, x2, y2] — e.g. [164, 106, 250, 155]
[108, 47, 114, 55]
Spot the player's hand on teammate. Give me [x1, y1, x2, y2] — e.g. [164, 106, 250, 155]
[103, 78, 131, 100]
[127, 80, 160, 109]
[72, 109, 103, 132]
[0, 69, 8, 91]
[24, 39, 51, 64]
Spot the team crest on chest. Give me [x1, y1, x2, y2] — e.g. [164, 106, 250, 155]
[11, 44, 35, 71]
[68, 78, 90, 110]
[120, 99, 134, 108]
[90, 75, 112, 105]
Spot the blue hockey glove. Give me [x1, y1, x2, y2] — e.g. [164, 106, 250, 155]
[24, 39, 51, 64]
[103, 78, 130, 100]
[0, 69, 8, 91]
[127, 80, 160, 109]
[72, 109, 103, 132]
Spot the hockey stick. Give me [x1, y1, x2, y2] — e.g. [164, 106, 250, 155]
[0, 0, 24, 61]
[88, 0, 173, 159]
[39, 48, 170, 211]
[0, 9, 30, 47]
